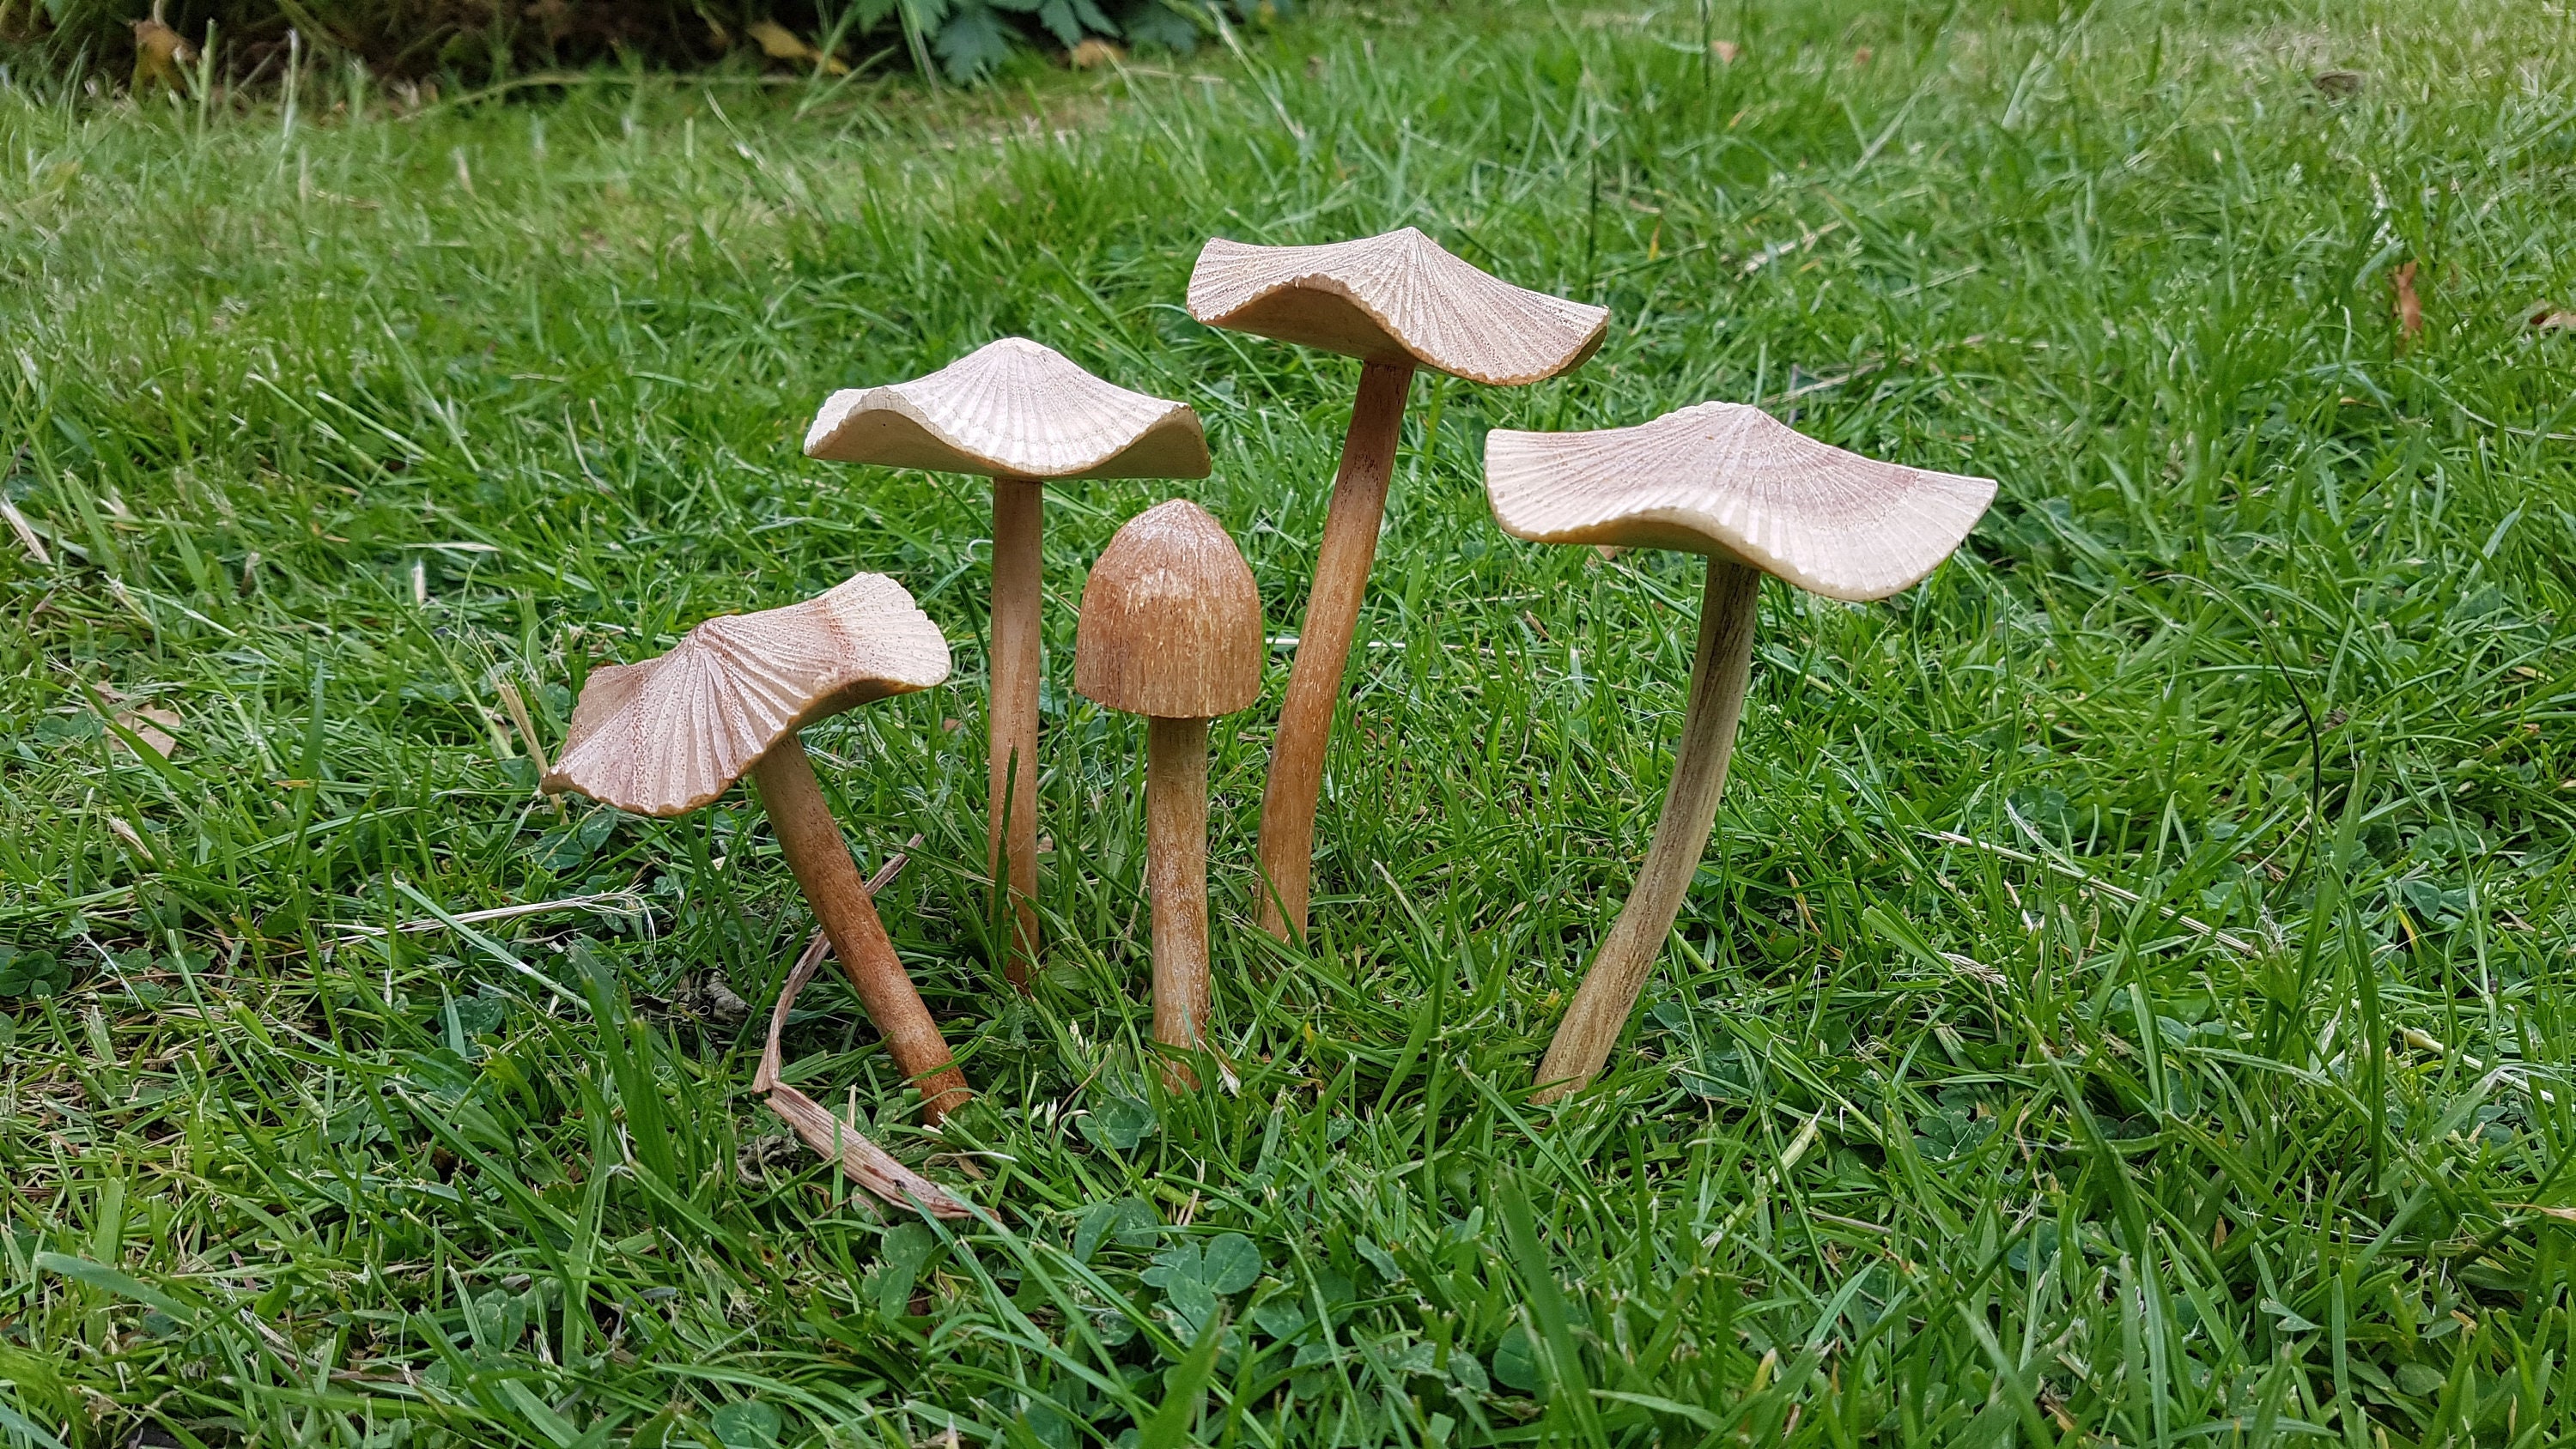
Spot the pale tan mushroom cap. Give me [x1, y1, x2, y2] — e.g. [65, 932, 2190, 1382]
[804, 336, 1210, 480]
[1186, 227, 1607, 386]
[1485, 402, 1997, 603]
[544, 572, 951, 817]
[1073, 499, 1265, 719]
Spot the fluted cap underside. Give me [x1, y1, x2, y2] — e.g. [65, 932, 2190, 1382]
[1485, 403, 1997, 602]
[804, 336, 1211, 481]
[544, 572, 951, 817]
[1073, 499, 1265, 719]
[1187, 227, 1607, 386]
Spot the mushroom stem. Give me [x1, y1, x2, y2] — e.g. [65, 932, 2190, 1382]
[1255, 359, 1415, 941]
[989, 475, 1044, 988]
[752, 739, 971, 1122]
[1534, 555, 1762, 1102]
[1146, 715, 1212, 1068]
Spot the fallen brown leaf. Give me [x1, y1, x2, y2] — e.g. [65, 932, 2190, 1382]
[118, 706, 183, 759]
[131, 4, 196, 95]
[1852, 46, 1873, 67]
[745, 20, 848, 75]
[88, 682, 181, 757]
[1711, 39, 1741, 64]
[0, 494, 47, 565]
[106, 815, 156, 862]
[2314, 69, 2364, 98]
[2531, 307, 2576, 332]
[2391, 260, 2422, 346]
[1071, 38, 1124, 70]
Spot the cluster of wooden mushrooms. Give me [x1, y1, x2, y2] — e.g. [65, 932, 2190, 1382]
[538, 227, 1996, 1216]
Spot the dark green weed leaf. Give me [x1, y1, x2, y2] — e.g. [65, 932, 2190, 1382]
[933, 0, 1015, 81]
[1492, 1324, 1541, 1393]
[709, 1400, 782, 1447]
[1913, 1106, 1993, 1162]
[1118, 1, 1200, 52]
[876, 1222, 940, 1317]
[1078, 1094, 1157, 1150]
[532, 809, 617, 874]
[0, 948, 70, 999]
[1073, 1197, 1160, 1263]
[1200, 1234, 1260, 1294]
[2398, 877, 2470, 929]
[33, 713, 101, 747]
[1249, 1297, 1306, 1342]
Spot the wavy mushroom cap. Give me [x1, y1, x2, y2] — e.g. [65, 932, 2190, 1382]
[1073, 500, 1265, 719]
[1485, 403, 1998, 603]
[1186, 227, 1608, 387]
[804, 336, 1210, 481]
[544, 572, 951, 817]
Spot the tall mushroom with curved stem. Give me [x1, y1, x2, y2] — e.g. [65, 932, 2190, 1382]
[806, 338, 1210, 989]
[1072, 500, 1264, 1079]
[542, 570, 973, 1125]
[1485, 403, 1996, 1101]
[1188, 227, 1608, 943]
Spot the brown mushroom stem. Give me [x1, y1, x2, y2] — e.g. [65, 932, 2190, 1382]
[1255, 359, 1415, 941]
[989, 475, 1044, 988]
[752, 740, 971, 1122]
[1146, 715, 1212, 1063]
[1534, 556, 1762, 1102]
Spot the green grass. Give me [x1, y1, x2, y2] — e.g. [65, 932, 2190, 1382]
[4, 0, 2576, 1442]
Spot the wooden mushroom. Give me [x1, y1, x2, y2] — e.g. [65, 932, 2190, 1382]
[1072, 500, 1265, 1070]
[542, 571, 973, 1125]
[805, 338, 1211, 988]
[1485, 403, 1996, 1100]
[1188, 227, 1607, 942]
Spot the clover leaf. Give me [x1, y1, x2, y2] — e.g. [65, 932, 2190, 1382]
[1078, 1094, 1157, 1150]
[709, 1400, 782, 1447]
[0, 948, 70, 999]
[1142, 1233, 1263, 1338]
[1913, 1106, 1993, 1162]
[1073, 1197, 1159, 1263]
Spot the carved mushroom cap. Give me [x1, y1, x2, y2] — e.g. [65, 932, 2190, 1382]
[1485, 402, 1997, 603]
[1186, 227, 1608, 386]
[543, 572, 951, 818]
[1073, 500, 1265, 719]
[804, 336, 1210, 481]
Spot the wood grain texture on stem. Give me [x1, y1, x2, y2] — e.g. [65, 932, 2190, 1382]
[1147, 717, 1212, 1059]
[989, 477, 1043, 985]
[1534, 557, 1763, 1101]
[1072, 500, 1262, 1089]
[1255, 360, 1413, 941]
[753, 742, 970, 1122]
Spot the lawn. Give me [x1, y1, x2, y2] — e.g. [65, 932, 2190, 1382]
[4, 0, 2576, 1443]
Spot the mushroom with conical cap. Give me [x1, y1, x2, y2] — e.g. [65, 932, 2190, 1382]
[1072, 500, 1265, 1072]
[1485, 403, 1996, 1100]
[805, 338, 1210, 989]
[543, 571, 974, 1141]
[1187, 227, 1607, 943]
